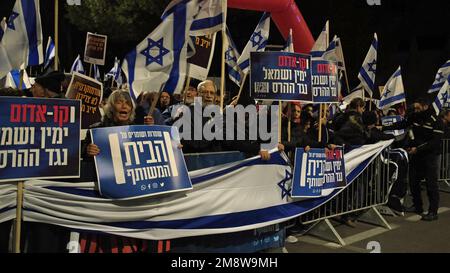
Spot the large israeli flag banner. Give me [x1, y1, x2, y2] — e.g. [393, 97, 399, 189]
[190, 0, 225, 36]
[122, 0, 198, 100]
[357, 33, 378, 97]
[17, 140, 392, 239]
[0, 0, 43, 72]
[224, 26, 242, 86]
[378, 66, 406, 109]
[428, 60, 450, 94]
[310, 21, 329, 59]
[322, 36, 344, 69]
[236, 12, 270, 75]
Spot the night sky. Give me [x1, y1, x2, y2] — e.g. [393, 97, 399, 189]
[1, 0, 449, 101]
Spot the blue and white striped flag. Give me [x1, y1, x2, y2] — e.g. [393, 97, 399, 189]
[190, 0, 225, 36]
[93, 64, 101, 82]
[122, 0, 199, 100]
[106, 57, 123, 85]
[358, 33, 378, 97]
[224, 26, 242, 86]
[378, 66, 406, 109]
[428, 60, 450, 94]
[432, 75, 450, 115]
[236, 12, 270, 75]
[43, 36, 55, 69]
[282, 28, 294, 53]
[0, 0, 43, 72]
[70, 54, 85, 74]
[310, 20, 329, 59]
[4, 69, 31, 89]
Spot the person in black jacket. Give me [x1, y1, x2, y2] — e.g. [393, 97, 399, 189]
[384, 98, 445, 221]
[333, 98, 369, 146]
[362, 111, 395, 144]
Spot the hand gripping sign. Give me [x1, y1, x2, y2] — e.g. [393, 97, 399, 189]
[228, 0, 315, 53]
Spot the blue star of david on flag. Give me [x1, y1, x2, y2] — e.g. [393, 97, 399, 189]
[250, 31, 263, 48]
[367, 59, 377, 73]
[277, 170, 292, 201]
[441, 92, 448, 102]
[140, 38, 170, 66]
[225, 47, 236, 63]
[383, 88, 392, 98]
[7, 12, 19, 30]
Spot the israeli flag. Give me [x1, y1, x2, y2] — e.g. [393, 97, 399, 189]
[358, 33, 378, 97]
[122, 0, 198, 100]
[1, 0, 43, 70]
[106, 57, 123, 85]
[236, 12, 270, 75]
[93, 64, 101, 82]
[224, 26, 242, 86]
[432, 75, 450, 115]
[378, 66, 406, 109]
[428, 60, 450, 94]
[322, 36, 344, 69]
[70, 54, 85, 74]
[0, 17, 6, 41]
[283, 28, 294, 53]
[190, 0, 225, 36]
[43, 36, 55, 69]
[4, 69, 31, 89]
[310, 21, 329, 59]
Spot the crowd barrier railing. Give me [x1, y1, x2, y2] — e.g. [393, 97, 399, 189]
[298, 149, 394, 246]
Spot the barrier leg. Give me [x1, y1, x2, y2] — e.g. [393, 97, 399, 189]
[377, 205, 401, 217]
[306, 219, 346, 246]
[438, 180, 450, 193]
[357, 207, 392, 230]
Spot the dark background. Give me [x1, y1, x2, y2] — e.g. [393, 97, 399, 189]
[1, 0, 449, 101]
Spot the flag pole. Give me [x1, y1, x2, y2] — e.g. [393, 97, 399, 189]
[14, 71, 26, 253]
[54, 0, 59, 71]
[219, 0, 227, 112]
[278, 102, 282, 143]
[231, 73, 247, 106]
[287, 103, 292, 142]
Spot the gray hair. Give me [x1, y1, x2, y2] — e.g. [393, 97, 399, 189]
[103, 89, 135, 123]
[197, 80, 216, 94]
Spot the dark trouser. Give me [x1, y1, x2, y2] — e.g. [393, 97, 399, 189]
[409, 153, 440, 214]
[0, 221, 12, 253]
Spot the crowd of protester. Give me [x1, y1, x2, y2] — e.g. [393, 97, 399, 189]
[0, 70, 449, 252]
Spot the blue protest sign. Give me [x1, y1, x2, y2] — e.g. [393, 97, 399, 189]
[312, 60, 339, 103]
[381, 116, 405, 136]
[250, 51, 312, 102]
[291, 148, 325, 198]
[0, 97, 81, 182]
[91, 125, 192, 200]
[322, 147, 346, 190]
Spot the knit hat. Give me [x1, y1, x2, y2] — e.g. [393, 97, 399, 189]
[34, 71, 65, 94]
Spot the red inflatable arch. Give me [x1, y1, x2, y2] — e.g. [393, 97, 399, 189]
[228, 0, 315, 54]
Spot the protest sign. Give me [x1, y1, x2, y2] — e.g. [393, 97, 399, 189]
[291, 147, 346, 198]
[91, 125, 192, 200]
[312, 60, 339, 103]
[84, 32, 108, 65]
[65, 72, 103, 129]
[187, 34, 217, 81]
[250, 51, 312, 102]
[0, 97, 81, 182]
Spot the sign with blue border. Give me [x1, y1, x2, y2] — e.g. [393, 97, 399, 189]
[92, 125, 192, 200]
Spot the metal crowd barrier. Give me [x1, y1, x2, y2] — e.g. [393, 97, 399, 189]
[298, 149, 393, 246]
[439, 139, 450, 192]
